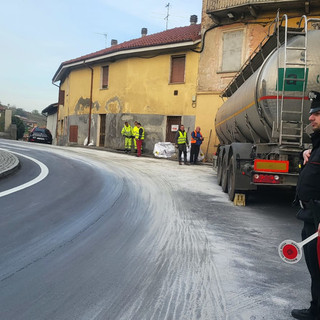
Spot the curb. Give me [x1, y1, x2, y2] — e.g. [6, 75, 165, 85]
[0, 150, 20, 178]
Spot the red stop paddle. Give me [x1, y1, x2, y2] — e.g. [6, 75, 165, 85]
[278, 231, 319, 264]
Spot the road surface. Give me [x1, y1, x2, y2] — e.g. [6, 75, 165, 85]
[0, 140, 312, 319]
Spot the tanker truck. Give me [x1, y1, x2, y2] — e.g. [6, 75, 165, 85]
[215, 15, 320, 202]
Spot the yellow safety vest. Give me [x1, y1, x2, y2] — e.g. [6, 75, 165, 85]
[121, 125, 132, 137]
[132, 126, 139, 137]
[135, 126, 145, 140]
[177, 131, 187, 144]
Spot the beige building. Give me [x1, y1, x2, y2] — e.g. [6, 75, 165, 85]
[52, 18, 202, 154]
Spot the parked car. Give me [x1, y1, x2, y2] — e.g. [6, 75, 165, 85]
[28, 127, 52, 144]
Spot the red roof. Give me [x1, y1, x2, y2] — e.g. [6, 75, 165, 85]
[63, 24, 201, 66]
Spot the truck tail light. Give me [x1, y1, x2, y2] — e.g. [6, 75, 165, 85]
[253, 173, 280, 184]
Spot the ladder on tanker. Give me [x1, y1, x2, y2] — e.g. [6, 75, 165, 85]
[278, 15, 308, 148]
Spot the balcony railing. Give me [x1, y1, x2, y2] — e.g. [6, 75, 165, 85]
[207, 0, 303, 12]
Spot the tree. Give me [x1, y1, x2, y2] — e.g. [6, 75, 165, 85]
[12, 116, 25, 140]
[13, 108, 27, 118]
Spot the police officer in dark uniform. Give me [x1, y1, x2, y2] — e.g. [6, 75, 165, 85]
[292, 91, 320, 320]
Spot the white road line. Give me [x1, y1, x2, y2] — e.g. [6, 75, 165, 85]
[0, 149, 49, 198]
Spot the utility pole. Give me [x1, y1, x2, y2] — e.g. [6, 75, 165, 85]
[164, 3, 170, 30]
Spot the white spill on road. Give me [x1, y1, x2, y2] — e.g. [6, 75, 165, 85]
[0, 142, 306, 319]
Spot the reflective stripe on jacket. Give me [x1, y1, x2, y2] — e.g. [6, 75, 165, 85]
[177, 131, 187, 144]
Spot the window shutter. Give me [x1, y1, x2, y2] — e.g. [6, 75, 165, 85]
[170, 56, 185, 83]
[58, 90, 65, 106]
[102, 66, 109, 88]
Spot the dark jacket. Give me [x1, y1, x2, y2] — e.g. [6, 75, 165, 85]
[296, 130, 320, 202]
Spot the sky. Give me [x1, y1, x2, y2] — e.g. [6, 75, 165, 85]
[0, 0, 202, 112]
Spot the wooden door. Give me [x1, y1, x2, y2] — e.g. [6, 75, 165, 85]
[99, 114, 106, 147]
[166, 116, 181, 143]
[69, 125, 78, 143]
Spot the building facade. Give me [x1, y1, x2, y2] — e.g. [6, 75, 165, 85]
[198, 0, 320, 156]
[53, 20, 201, 154]
[42, 103, 58, 141]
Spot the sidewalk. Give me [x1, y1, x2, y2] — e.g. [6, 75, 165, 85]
[83, 144, 214, 166]
[0, 149, 20, 178]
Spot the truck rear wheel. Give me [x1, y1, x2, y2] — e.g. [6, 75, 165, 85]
[228, 155, 236, 201]
[221, 153, 228, 193]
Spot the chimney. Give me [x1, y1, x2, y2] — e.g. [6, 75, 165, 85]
[190, 15, 198, 25]
[141, 28, 148, 37]
[111, 39, 118, 46]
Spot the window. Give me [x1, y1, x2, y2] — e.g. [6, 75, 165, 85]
[170, 55, 186, 83]
[58, 90, 65, 106]
[221, 30, 244, 72]
[102, 66, 109, 88]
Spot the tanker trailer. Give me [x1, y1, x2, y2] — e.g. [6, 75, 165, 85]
[215, 20, 320, 202]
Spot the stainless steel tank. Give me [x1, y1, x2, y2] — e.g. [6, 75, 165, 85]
[215, 30, 320, 145]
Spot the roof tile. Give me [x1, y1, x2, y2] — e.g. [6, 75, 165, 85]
[63, 24, 201, 65]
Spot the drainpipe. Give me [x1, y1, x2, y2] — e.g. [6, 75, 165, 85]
[52, 81, 60, 144]
[83, 61, 94, 146]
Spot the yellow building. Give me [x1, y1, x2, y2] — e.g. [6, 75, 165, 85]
[198, 0, 320, 158]
[52, 17, 202, 153]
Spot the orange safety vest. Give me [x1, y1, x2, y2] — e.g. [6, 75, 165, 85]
[191, 130, 203, 144]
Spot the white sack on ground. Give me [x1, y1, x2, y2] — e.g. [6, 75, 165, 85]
[153, 142, 176, 158]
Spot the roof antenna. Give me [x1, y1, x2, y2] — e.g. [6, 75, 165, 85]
[96, 33, 108, 48]
[164, 3, 170, 30]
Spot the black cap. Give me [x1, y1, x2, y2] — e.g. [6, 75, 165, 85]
[309, 91, 320, 114]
